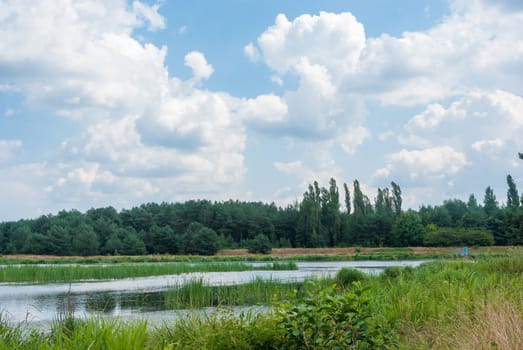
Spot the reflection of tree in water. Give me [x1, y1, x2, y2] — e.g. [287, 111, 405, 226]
[85, 293, 117, 312]
[120, 291, 165, 311]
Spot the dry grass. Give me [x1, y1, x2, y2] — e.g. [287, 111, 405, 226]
[3, 246, 522, 261]
[403, 301, 523, 350]
[453, 301, 523, 350]
[219, 246, 523, 257]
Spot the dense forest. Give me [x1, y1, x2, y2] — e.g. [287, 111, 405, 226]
[1, 175, 522, 256]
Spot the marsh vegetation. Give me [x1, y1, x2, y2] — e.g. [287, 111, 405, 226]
[1, 254, 522, 349]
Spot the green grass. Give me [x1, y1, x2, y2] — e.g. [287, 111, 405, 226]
[0, 261, 297, 283]
[163, 277, 303, 309]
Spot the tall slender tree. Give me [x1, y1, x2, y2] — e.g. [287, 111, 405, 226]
[391, 181, 402, 216]
[352, 180, 366, 217]
[483, 186, 498, 216]
[343, 182, 351, 215]
[506, 174, 520, 208]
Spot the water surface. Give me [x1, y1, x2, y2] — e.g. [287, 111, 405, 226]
[0, 260, 423, 326]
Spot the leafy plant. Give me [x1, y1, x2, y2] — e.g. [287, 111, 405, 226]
[335, 267, 367, 287]
[276, 280, 398, 349]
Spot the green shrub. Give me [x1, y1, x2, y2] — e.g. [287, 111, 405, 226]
[276, 280, 398, 349]
[182, 222, 220, 256]
[247, 234, 272, 254]
[423, 227, 494, 246]
[335, 267, 367, 287]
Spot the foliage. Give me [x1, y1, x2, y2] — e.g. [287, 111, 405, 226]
[335, 267, 367, 287]
[247, 233, 272, 254]
[423, 227, 494, 246]
[1, 174, 522, 256]
[182, 223, 220, 256]
[391, 211, 424, 246]
[276, 280, 398, 349]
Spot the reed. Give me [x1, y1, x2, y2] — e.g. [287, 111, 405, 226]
[0, 261, 296, 283]
[163, 277, 302, 309]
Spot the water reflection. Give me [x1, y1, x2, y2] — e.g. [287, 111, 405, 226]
[0, 260, 424, 325]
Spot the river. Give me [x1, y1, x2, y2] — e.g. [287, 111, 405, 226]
[0, 260, 423, 327]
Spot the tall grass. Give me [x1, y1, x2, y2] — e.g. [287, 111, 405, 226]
[164, 277, 302, 309]
[0, 261, 297, 283]
[365, 255, 523, 348]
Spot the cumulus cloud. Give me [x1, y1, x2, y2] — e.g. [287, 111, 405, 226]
[377, 87, 523, 200]
[254, 12, 365, 75]
[239, 94, 288, 126]
[0, 0, 251, 214]
[402, 89, 523, 155]
[375, 146, 468, 188]
[249, 1, 523, 109]
[2, 0, 523, 217]
[245, 11, 369, 155]
[184, 51, 214, 82]
[132, 1, 166, 31]
[0, 0, 169, 120]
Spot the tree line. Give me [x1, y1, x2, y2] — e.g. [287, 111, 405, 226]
[1, 175, 522, 255]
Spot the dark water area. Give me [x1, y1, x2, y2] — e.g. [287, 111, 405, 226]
[0, 260, 424, 327]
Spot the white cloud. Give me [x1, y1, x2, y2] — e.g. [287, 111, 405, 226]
[184, 51, 214, 82]
[239, 94, 288, 125]
[377, 146, 467, 183]
[0, 0, 168, 120]
[0, 0, 250, 215]
[2, 0, 523, 217]
[132, 1, 166, 31]
[345, 0, 523, 105]
[254, 12, 365, 75]
[340, 126, 371, 155]
[402, 89, 523, 155]
[0, 163, 51, 220]
[0, 140, 22, 162]
[243, 42, 260, 62]
[471, 139, 504, 153]
[249, 3, 523, 108]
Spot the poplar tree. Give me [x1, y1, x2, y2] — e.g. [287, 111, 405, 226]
[483, 186, 498, 216]
[352, 180, 366, 217]
[506, 174, 520, 208]
[391, 181, 402, 216]
[343, 182, 351, 215]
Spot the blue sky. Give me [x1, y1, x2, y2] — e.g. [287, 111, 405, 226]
[1, 0, 522, 220]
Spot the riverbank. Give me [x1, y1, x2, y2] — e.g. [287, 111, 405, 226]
[2, 246, 520, 265]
